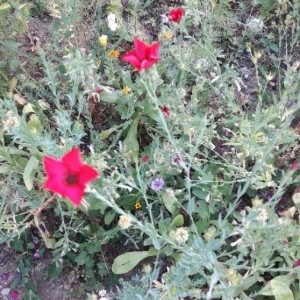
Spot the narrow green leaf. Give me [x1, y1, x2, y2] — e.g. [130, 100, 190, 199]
[23, 156, 39, 191]
[186, 197, 195, 214]
[123, 119, 139, 162]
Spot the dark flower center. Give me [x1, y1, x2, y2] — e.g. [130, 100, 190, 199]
[65, 174, 78, 185]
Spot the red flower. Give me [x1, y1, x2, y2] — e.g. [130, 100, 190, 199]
[161, 105, 171, 118]
[294, 259, 300, 267]
[291, 161, 300, 171]
[141, 155, 149, 164]
[121, 37, 160, 72]
[172, 155, 183, 165]
[95, 87, 104, 93]
[43, 148, 99, 206]
[9, 290, 20, 300]
[169, 8, 184, 23]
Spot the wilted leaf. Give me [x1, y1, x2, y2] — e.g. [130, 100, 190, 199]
[13, 93, 27, 105]
[0, 3, 11, 10]
[292, 193, 300, 205]
[278, 207, 296, 219]
[8, 77, 18, 93]
[23, 156, 39, 191]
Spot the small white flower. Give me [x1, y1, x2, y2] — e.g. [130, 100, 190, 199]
[118, 214, 132, 229]
[98, 289, 111, 300]
[107, 13, 118, 31]
[142, 264, 152, 274]
[230, 238, 242, 247]
[256, 208, 268, 222]
[2, 111, 19, 130]
[246, 17, 264, 35]
[161, 14, 169, 23]
[98, 289, 107, 297]
[203, 226, 216, 241]
[174, 227, 189, 243]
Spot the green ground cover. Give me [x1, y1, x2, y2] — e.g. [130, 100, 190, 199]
[0, 0, 300, 299]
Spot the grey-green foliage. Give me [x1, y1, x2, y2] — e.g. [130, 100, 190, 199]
[0, 2, 30, 96]
[116, 278, 155, 300]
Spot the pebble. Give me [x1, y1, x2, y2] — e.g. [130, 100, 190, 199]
[1, 287, 10, 296]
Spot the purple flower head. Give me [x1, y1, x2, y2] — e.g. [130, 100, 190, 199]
[150, 178, 165, 192]
[33, 251, 40, 260]
[14, 271, 21, 280]
[1, 272, 9, 281]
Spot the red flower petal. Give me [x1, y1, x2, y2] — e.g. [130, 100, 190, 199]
[62, 147, 83, 172]
[161, 105, 171, 118]
[121, 38, 160, 72]
[121, 51, 141, 71]
[63, 185, 85, 206]
[42, 148, 98, 206]
[291, 161, 300, 171]
[43, 156, 68, 178]
[79, 164, 99, 186]
[169, 8, 184, 23]
[44, 175, 68, 196]
[141, 59, 156, 70]
[149, 41, 160, 60]
[134, 37, 150, 61]
[141, 155, 149, 164]
[294, 259, 300, 267]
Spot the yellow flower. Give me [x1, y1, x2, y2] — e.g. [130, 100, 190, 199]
[108, 49, 120, 58]
[99, 35, 108, 46]
[122, 85, 131, 95]
[203, 226, 216, 241]
[163, 31, 173, 40]
[226, 268, 239, 286]
[135, 202, 142, 210]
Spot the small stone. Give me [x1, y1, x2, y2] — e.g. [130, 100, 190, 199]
[1, 288, 11, 296]
[0, 258, 7, 266]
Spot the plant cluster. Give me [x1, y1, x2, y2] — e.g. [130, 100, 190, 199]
[0, 0, 300, 299]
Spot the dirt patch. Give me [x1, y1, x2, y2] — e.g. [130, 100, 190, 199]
[0, 243, 86, 300]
